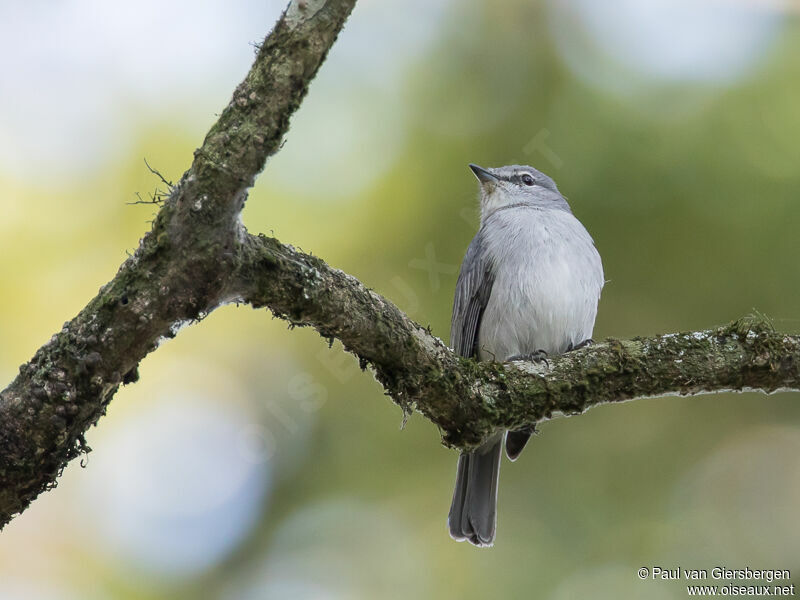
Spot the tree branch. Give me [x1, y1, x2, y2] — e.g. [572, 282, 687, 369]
[0, 0, 356, 528]
[234, 236, 800, 449]
[2, 0, 798, 531]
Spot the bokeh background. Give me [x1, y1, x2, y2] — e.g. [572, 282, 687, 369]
[1, 0, 799, 598]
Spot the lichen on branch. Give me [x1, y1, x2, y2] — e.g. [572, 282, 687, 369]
[0, 0, 357, 529]
[235, 235, 800, 448]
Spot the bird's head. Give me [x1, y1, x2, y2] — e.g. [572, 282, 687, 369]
[469, 163, 570, 222]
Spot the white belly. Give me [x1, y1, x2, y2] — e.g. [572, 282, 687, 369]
[477, 208, 603, 361]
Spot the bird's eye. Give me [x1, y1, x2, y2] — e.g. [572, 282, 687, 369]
[521, 174, 535, 186]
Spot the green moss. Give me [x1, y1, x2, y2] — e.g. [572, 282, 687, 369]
[727, 311, 775, 338]
[723, 312, 788, 373]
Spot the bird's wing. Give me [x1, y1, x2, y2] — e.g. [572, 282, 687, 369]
[450, 230, 495, 358]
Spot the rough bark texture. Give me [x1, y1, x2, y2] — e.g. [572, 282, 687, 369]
[1, 0, 798, 529]
[0, 0, 357, 528]
[235, 238, 800, 449]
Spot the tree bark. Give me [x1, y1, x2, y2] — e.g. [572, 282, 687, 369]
[1, 0, 798, 529]
[0, 0, 357, 528]
[235, 237, 800, 449]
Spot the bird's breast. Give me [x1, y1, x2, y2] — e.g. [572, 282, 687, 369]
[477, 209, 603, 361]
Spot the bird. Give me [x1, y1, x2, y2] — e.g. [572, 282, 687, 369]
[448, 163, 604, 546]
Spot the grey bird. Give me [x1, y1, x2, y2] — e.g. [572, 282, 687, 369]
[448, 163, 604, 547]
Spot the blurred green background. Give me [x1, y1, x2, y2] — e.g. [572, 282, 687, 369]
[1, 0, 799, 598]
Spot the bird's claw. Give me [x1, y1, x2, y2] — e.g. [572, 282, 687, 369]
[567, 338, 594, 352]
[508, 349, 549, 367]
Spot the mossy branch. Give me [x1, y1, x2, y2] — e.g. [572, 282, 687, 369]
[234, 236, 800, 449]
[2, 0, 799, 531]
[0, 0, 357, 528]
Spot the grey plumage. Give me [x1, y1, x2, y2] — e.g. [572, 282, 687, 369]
[448, 163, 604, 547]
[450, 230, 495, 358]
[448, 433, 502, 546]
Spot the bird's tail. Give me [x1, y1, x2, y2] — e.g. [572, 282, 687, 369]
[448, 435, 503, 547]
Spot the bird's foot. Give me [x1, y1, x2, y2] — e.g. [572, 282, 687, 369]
[567, 338, 594, 352]
[508, 349, 549, 367]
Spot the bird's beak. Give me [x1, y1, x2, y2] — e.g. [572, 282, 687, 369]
[469, 163, 498, 184]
